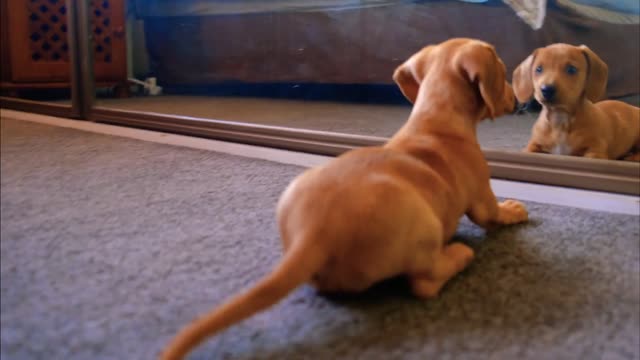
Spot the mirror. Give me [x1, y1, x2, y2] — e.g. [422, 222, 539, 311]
[89, 1, 638, 162]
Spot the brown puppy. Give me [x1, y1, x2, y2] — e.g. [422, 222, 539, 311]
[513, 43, 640, 161]
[160, 38, 528, 360]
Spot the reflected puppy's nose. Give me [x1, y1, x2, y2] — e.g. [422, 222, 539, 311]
[540, 85, 556, 101]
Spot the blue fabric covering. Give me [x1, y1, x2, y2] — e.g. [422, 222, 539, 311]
[571, 0, 639, 14]
[133, 0, 637, 18]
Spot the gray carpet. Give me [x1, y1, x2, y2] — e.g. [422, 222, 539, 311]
[1, 118, 639, 360]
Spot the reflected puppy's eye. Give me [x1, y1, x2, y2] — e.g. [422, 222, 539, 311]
[566, 65, 578, 75]
[535, 65, 543, 74]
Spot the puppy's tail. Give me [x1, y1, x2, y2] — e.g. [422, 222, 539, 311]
[159, 237, 326, 360]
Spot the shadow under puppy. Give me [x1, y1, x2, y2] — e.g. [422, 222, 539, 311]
[513, 43, 640, 161]
[160, 38, 529, 360]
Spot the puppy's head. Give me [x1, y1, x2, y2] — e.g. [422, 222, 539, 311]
[393, 38, 516, 121]
[512, 44, 608, 111]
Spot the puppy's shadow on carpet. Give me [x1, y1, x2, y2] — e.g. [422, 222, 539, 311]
[209, 219, 604, 360]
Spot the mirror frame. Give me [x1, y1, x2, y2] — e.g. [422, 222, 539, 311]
[90, 107, 640, 196]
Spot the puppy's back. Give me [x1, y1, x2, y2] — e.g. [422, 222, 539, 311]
[596, 100, 640, 157]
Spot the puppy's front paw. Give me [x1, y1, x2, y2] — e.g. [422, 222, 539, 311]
[497, 199, 528, 224]
[524, 142, 543, 153]
[583, 151, 608, 160]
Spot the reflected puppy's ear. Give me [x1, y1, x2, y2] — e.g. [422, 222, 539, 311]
[579, 45, 608, 102]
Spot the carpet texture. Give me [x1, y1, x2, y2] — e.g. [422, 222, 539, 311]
[1, 118, 639, 360]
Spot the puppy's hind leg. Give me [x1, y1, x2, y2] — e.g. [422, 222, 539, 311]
[403, 202, 475, 299]
[404, 204, 474, 299]
[410, 243, 475, 299]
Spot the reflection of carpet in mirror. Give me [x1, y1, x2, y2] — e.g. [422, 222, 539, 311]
[94, 95, 539, 151]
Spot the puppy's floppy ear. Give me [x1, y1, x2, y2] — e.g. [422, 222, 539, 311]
[579, 45, 608, 102]
[512, 51, 537, 104]
[456, 44, 506, 119]
[393, 46, 433, 104]
[393, 61, 419, 104]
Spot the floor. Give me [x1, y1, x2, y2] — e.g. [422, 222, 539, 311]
[1, 114, 638, 360]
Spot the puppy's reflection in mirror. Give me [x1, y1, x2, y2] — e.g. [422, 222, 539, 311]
[512, 44, 640, 162]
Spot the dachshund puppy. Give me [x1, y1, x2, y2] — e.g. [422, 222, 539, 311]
[513, 44, 640, 161]
[160, 38, 528, 360]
